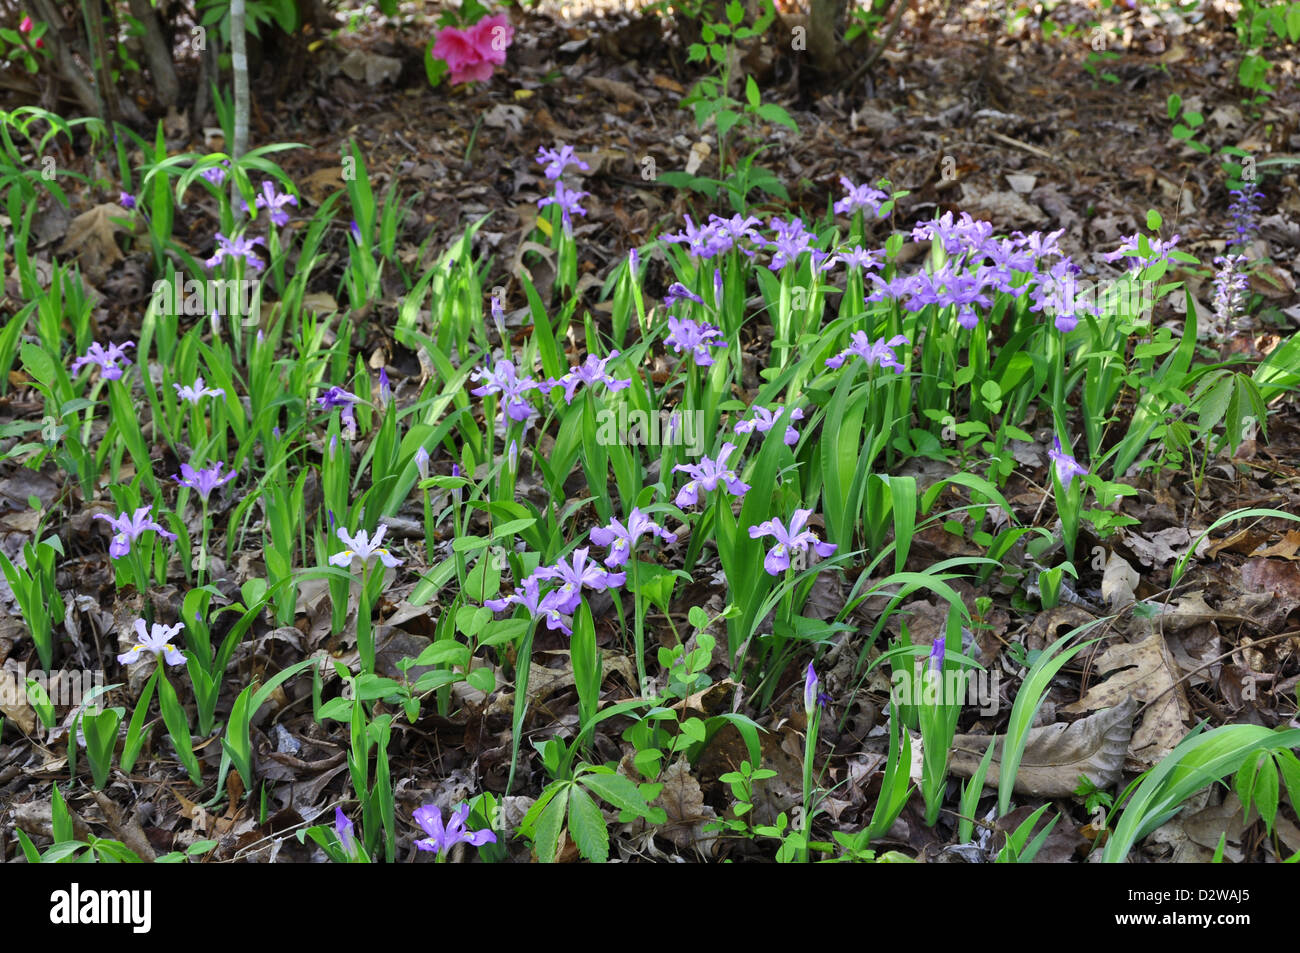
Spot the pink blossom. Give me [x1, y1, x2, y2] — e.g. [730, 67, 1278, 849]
[432, 13, 514, 85]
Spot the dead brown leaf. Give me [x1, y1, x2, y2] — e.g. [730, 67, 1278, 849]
[1101, 551, 1139, 611]
[1252, 529, 1300, 560]
[949, 696, 1137, 796]
[1240, 558, 1300, 603]
[583, 75, 642, 105]
[1062, 630, 1190, 767]
[656, 756, 718, 854]
[1208, 527, 1272, 558]
[59, 203, 130, 280]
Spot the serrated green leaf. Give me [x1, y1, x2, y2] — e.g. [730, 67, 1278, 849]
[566, 785, 609, 862]
[579, 771, 654, 818]
[533, 786, 569, 863]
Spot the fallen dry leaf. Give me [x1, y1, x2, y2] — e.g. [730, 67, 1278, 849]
[949, 696, 1138, 796]
[59, 203, 130, 279]
[1252, 529, 1300, 560]
[1062, 630, 1190, 767]
[1240, 558, 1300, 603]
[656, 756, 718, 854]
[1102, 550, 1139, 611]
[1122, 526, 1200, 568]
[338, 49, 402, 86]
[1, 659, 36, 734]
[583, 75, 641, 104]
[1208, 527, 1272, 558]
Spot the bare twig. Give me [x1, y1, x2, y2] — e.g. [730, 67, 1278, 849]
[840, 0, 911, 93]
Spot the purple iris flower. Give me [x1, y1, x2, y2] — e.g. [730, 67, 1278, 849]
[94, 505, 178, 559]
[199, 162, 228, 186]
[470, 359, 539, 426]
[839, 245, 884, 271]
[117, 619, 186, 667]
[120, 191, 136, 210]
[413, 804, 496, 857]
[318, 386, 357, 411]
[733, 405, 804, 446]
[824, 332, 909, 373]
[912, 211, 995, 262]
[532, 547, 626, 614]
[809, 249, 840, 274]
[1049, 436, 1089, 489]
[748, 508, 838, 575]
[833, 177, 888, 218]
[1101, 233, 1181, 270]
[1030, 258, 1092, 332]
[318, 385, 360, 436]
[552, 351, 631, 404]
[702, 213, 763, 258]
[988, 236, 1038, 273]
[588, 508, 677, 568]
[175, 461, 237, 502]
[378, 366, 392, 404]
[864, 271, 915, 305]
[659, 214, 717, 258]
[1014, 228, 1065, 261]
[765, 216, 816, 271]
[205, 232, 266, 273]
[673, 442, 750, 507]
[334, 807, 360, 860]
[484, 573, 572, 635]
[173, 376, 225, 403]
[70, 341, 135, 381]
[664, 316, 727, 367]
[538, 181, 589, 234]
[664, 282, 705, 309]
[929, 636, 946, 675]
[243, 180, 298, 227]
[803, 662, 819, 714]
[536, 143, 590, 180]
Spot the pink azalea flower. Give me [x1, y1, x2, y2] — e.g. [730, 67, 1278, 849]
[432, 13, 513, 85]
[470, 14, 514, 66]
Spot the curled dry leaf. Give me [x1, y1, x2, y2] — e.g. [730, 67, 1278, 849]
[338, 49, 402, 87]
[13, 798, 93, 842]
[583, 75, 642, 105]
[59, 203, 130, 280]
[1101, 550, 1139, 611]
[656, 756, 718, 854]
[1061, 630, 1190, 767]
[948, 695, 1138, 796]
[1251, 529, 1300, 560]
[1240, 557, 1300, 604]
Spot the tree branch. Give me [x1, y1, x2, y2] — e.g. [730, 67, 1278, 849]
[839, 0, 911, 93]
